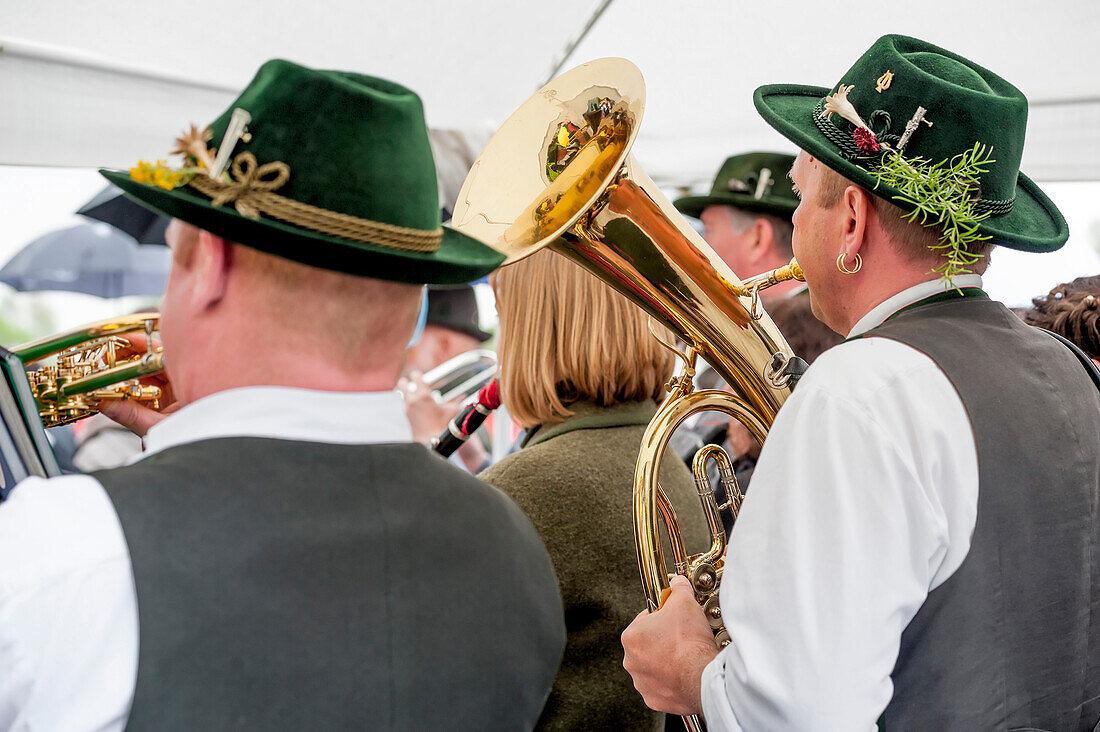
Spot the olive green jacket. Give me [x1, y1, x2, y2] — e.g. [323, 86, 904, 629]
[480, 400, 709, 732]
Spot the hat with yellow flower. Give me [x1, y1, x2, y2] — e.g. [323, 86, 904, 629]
[754, 34, 1068, 278]
[103, 59, 504, 285]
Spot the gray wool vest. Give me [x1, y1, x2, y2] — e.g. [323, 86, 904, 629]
[863, 294, 1100, 731]
[96, 438, 565, 731]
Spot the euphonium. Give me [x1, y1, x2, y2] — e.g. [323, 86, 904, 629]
[452, 58, 804, 731]
[13, 313, 165, 428]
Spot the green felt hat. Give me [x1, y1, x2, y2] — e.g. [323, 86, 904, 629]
[102, 59, 504, 285]
[674, 152, 798, 219]
[754, 34, 1068, 253]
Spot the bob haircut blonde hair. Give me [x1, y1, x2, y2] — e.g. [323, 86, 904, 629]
[492, 249, 675, 429]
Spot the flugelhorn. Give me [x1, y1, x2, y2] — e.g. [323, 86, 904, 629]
[421, 349, 498, 404]
[13, 313, 165, 428]
[452, 58, 804, 731]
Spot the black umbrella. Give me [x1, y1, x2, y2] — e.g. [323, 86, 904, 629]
[0, 223, 171, 299]
[77, 184, 170, 245]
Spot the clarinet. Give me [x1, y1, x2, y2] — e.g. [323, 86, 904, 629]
[431, 379, 501, 458]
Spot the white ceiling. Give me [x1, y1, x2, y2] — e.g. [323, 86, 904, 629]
[3, 0, 1099, 189]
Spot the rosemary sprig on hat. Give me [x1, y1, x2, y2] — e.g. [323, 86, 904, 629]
[818, 84, 999, 283]
[870, 143, 995, 283]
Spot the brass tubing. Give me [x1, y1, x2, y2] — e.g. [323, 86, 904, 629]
[14, 313, 160, 363]
[736, 257, 805, 296]
[562, 165, 794, 423]
[39, 352, 165, 402]
[634, 389, 768, 610]
[656, 482, 689, 578]
[12, 312, 164, 427]
[691, 445, 732, 565]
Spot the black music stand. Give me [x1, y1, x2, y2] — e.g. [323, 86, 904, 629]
[0, 346, 60, 498]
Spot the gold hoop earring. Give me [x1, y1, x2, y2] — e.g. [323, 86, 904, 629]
[837, 252, 862, 274]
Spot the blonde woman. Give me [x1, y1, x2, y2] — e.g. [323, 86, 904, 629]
[480, 249, 708, 731]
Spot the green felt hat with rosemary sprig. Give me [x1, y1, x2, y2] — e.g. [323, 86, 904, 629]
[754, 34, 1068, 279]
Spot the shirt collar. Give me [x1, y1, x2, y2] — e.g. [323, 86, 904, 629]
[139, 386, 412, 461]
[847, 274, 983, 338]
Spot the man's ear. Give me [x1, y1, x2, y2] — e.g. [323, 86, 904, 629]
[749, 217, 775, 262]
[190, 230, 232, 311]
[840, 186, 870, 261]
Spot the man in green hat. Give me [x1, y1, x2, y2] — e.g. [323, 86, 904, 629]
[675, 152, 802, 302]
[623, 35, 1100, 729]
[0, 60, 564, 730]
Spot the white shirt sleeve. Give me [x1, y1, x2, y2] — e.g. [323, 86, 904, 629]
[0, 474, 137, 732]
[700, 338, 978, 731]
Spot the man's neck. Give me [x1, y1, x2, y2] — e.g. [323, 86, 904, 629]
[173, 341, 404, 407]
[834, 275, 930, 335]
[838, 264, 987, 336]
[846, 273, 984, 338]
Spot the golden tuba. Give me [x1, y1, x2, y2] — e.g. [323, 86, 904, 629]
[13, 312, 165, 428]
[452, 58, 804, 731]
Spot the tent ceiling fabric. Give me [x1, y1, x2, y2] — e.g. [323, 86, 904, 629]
[3, 0, 1099, 189]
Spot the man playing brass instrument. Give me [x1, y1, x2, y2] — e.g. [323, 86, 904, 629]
[0, 60, 564, 730]
[623, 35, 1100, 729]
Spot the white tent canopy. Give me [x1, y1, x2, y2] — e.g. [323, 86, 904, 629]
[3, 0, 1100, 191]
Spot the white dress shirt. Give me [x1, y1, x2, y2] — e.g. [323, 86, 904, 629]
[0, 387, 412, 731]
[700, 276, 983, 731]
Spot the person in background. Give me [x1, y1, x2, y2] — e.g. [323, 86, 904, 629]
[0, 60, 564, 731]
[623, 35, 1099, 729]
[675, 152, 801, 304]
[400, 284, 494, 471]
[481, 248, 709, 731]
[1022, 274, 1100, 366]
[403, 285, 491, 374]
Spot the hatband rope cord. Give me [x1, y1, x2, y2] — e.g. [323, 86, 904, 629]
[187, 153, 443, 253]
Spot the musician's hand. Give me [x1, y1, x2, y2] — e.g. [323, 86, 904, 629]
[98, 332, 178, 437]
[98, 399, 180, 438]
[398, 371, 464, 444]
[621, 575, 718, 716]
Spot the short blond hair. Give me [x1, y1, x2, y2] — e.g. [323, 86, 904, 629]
[492, 249, 675, 428]
[816, 164, 993, 265]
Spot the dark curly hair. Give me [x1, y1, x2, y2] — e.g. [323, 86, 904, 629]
[1022, 275, 1100, 361]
